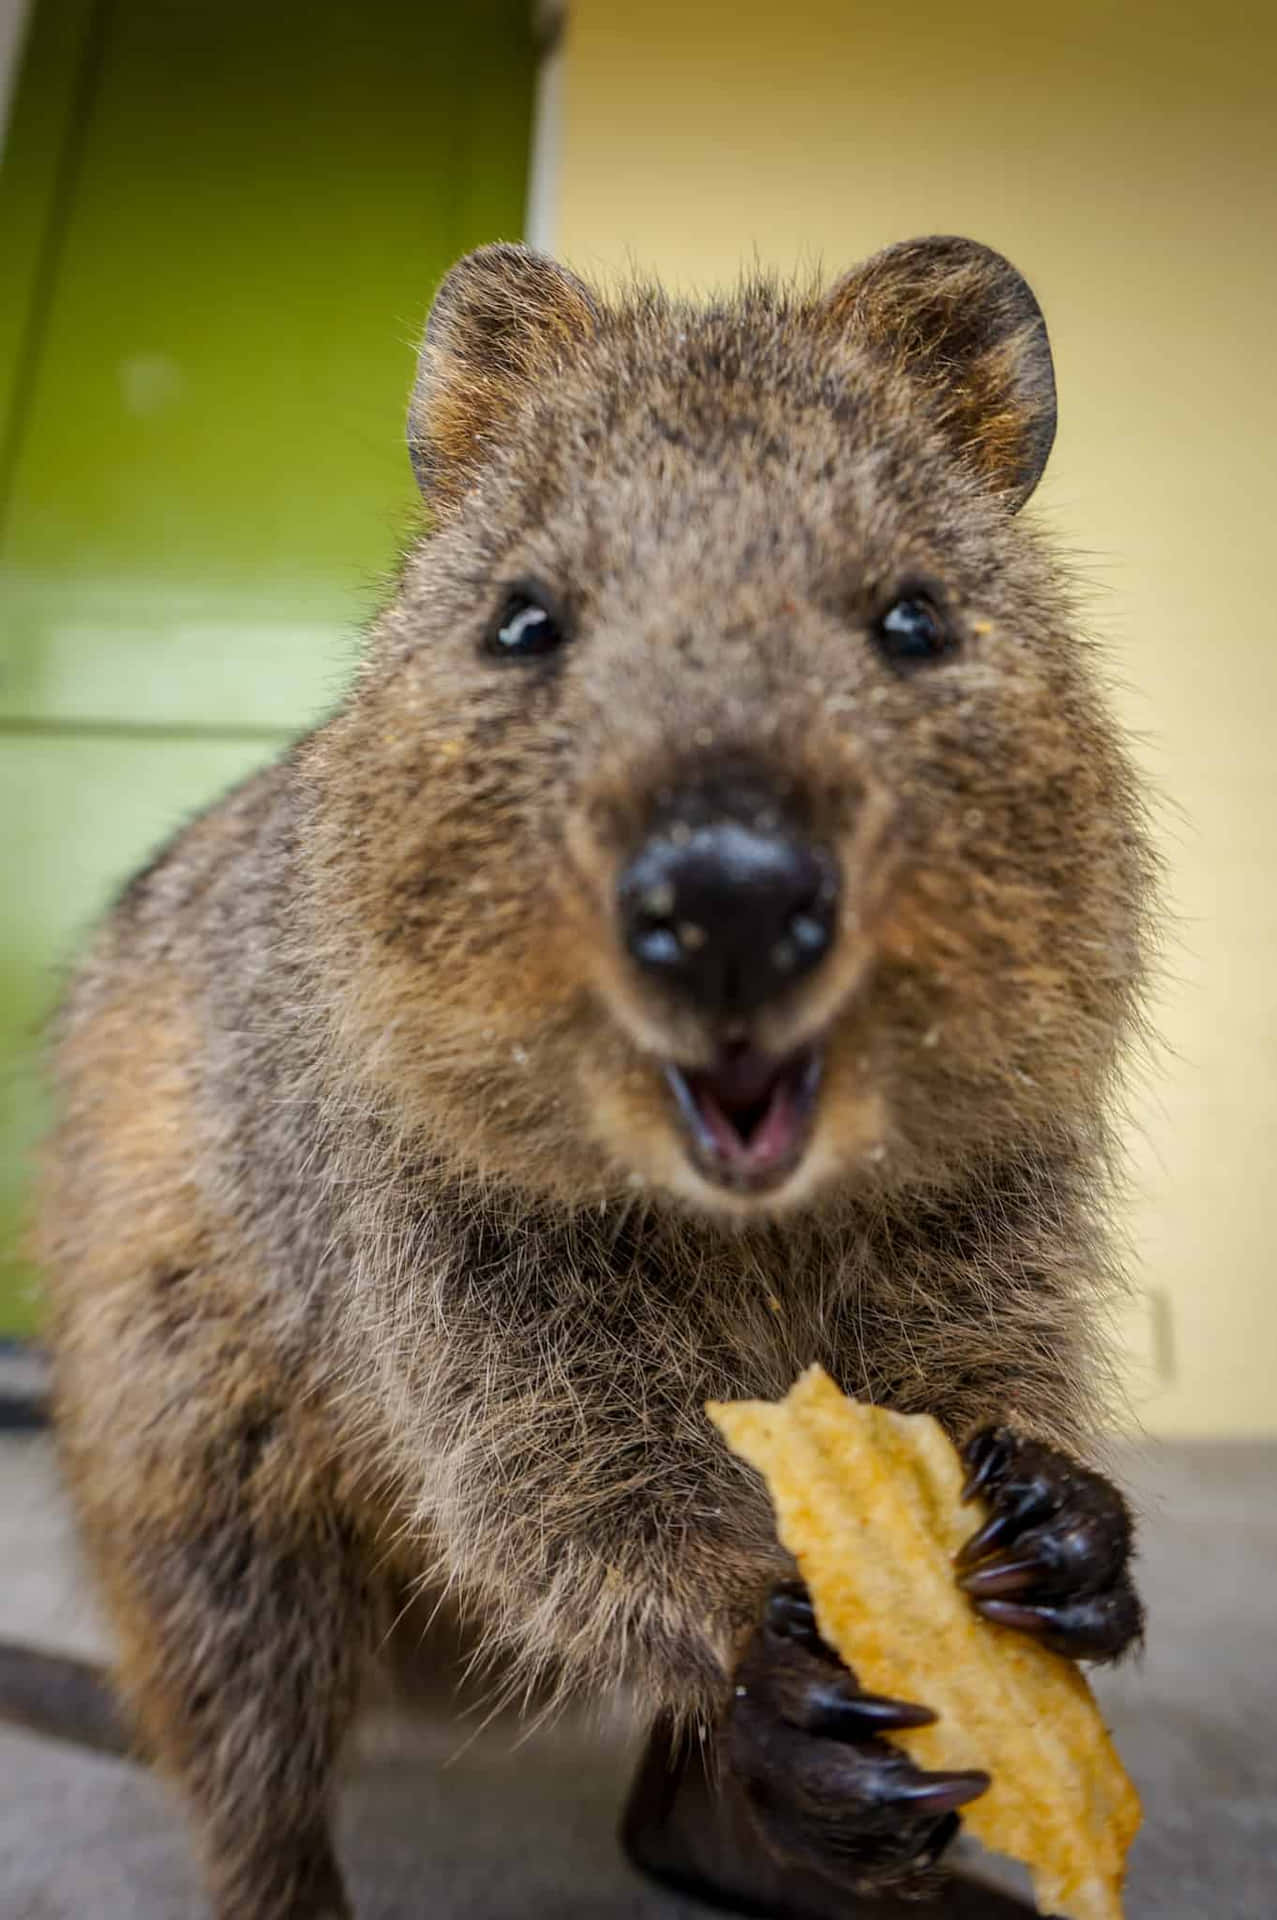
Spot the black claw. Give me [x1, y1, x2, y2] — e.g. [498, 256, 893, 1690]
[887, 1768, 992, 1815]
[954, 1508, 1019, 1568]
[762, 1581, 846, 1670]
[973, 1597, 1056, 1635]
[800, 1680, 937, 1738]
[918, 1811, 963, 1865]
[768, 1580, 812, 1612]
[957, 1556, 1040, 1598]
[840, 1690, 938, 1733]
[975, 1586, 1144, 1662]
[765, 1581, 818, 1637]
[960, 1427, 1011, 1502]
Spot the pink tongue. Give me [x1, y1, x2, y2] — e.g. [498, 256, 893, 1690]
[697, 1078, 799, 1171]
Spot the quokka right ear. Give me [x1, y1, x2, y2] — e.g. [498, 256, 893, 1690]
[408, 244, 598, 512]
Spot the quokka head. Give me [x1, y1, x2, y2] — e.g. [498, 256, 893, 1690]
[304, 237, 1151, 1221]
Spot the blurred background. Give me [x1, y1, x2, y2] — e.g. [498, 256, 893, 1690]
[1, 0, 1273, 1440]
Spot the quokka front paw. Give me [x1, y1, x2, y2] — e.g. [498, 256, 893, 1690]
[726, 1581, 988, 1897]
[956, 1426, 1144, 1663]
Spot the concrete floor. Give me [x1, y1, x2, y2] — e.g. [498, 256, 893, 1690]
[1, 1433, 1274, 1919]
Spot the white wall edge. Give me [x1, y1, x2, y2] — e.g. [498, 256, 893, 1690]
[0, 0, 31, 161]
[524, 1, 565, 255]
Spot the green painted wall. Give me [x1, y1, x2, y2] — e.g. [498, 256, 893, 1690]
[0, 0, 536, 1331]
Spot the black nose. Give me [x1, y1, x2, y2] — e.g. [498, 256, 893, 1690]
[619, 822, 838, 1018]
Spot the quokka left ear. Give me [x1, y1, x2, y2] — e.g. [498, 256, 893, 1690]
[408, 243, 598, 512]
[823, 236, 1057, 510]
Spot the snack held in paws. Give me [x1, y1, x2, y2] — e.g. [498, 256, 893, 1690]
[709, 1367, 1141, 1920]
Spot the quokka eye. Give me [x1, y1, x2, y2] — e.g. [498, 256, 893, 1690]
[485, 583, 568, 661]
[874, 593, 955, 666]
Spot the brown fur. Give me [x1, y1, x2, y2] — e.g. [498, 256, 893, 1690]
[36, 238, 1155, 1918]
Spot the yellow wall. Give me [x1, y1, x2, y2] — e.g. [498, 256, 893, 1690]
[550, 0, 1277, 1436]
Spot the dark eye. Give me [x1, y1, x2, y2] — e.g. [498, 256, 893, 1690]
[485, 583, 568, 661]
[874, 594, 953, 666]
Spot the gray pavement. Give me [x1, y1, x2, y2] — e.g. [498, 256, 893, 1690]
[1, 1433, 1273, 1918]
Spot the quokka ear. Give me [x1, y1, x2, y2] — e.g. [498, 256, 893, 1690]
[824, 236, 1057, 510]
[408, 243, 598, 510]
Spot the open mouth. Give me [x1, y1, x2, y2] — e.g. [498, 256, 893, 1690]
[664, 1043, 824, 1194]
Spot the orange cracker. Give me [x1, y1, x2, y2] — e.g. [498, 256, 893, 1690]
[708, 1365, 1140, 1920]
